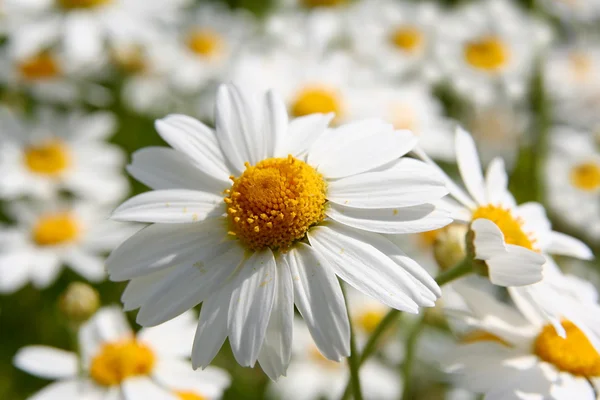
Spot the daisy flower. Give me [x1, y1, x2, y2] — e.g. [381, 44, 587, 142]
[0, 108, 128, 203]
[267, 318, 401, 400]
[443, 282, 600, 399]
[545, 127, 600, 241]
[107, 83, 451, 379]
[0, 200, 137, 293]
[14, 308, 231, 400]
[435, 0, 552, 105]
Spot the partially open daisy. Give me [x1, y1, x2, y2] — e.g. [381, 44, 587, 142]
[443, 283, 600, 399]
[14, 308, 231, 400]
[0, 108, 128, 203]
[108, 83, 450, 379]
[0, 200, 137, 293]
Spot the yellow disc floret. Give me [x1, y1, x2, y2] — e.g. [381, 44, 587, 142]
[187, 29, 223, 59]
[355, 309, 386, 334]
[570, 162, 600, 191]
[90, 339, 155, 386]
[534, 321, 600, 377]
[176, 391, 207, 400]
[464, 36, 510, 72]
[291, 86, 342, 118]
[24, 140, 71, 176]
[472, 205, 537, 251]
[32, 213, 79, 246]
[57, 0, 112, 9]
[18, 52, 61, 81]
[225, 155, 327, 251]
[389, 26, 424, 53]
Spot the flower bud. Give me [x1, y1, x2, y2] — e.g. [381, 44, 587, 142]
[433, 224, 468, 271]
[59, 282, 100, 324]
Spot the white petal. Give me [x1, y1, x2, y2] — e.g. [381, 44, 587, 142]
[86, 306, 133, 343]
[286, 243, 350, 361]
[471, 218, 507, 260]
[64, 13, 103, 63]
[228, 249, 277, 367]
[279, 113, 334, 158]
[264, 90, 288, 158]
[0, 252, 31, 293]
[326, 203, 451, 234]
[121, 376, 177, 400]
[137, 311, 196, 359]
[71, 111, 117, 142]
[327, 158, 449, 209]
[309, 121, 418, 179]
[127, 147, 227, 192]
[136, 243, 245, 327]
[63, 249, 106, 282]
[455, 127, 486, 205]
[153, 359, 231, 395]
[14, 346, 77, 379]
[485, 157, 510, 206]
[258, 257, 294, 380]
[111, 190, 224, 223]
[155, 115, 231, 183]
[547, 231, 593, 260]
[29, 253, 62, 289]
[487, 245, 546, 287]
[121, 268, 176, 312]
[308, 223, 424, 312]
[29, 380, 102, 400]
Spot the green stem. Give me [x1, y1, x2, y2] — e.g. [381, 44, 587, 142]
[342, 284, 364, 400]
[435, 256, 473, 286]
[400, 315, 425, 400]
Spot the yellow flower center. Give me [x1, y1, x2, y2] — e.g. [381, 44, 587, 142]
[472, 205, 537, 251]
[389, 26, 424, 53]
[57, 0, 112, 9]
[90, 339, 155, 386]
[291, 86, 342, 118]
[176, 391, 207, 400]
[32, 213, 80, 246]
[355, 309, 386, 334]
[570, 162, 600, 191]
[534, 321, 600, 377]
[418, 228, 441, 248]
[464, 36, 510, 72]
[24, 140, 71, 176]
[18, 52, 61, 81]
[187, 29, 223, 59]
[461, 330, 511, 347]
[301, 0, 346, 8]
[225, 155, 327, 251]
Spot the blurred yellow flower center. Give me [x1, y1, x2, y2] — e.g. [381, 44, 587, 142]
[534, 321, 600, 377]
[570, 162, 600, 191]
[32, 213, 79, 246]
[187, 29, 223, 59]
[472, 205, 537, 251]
[18, 53, 61, 81]
[24, 140, 71, 176]
[291, 86, 342, 118]
[90, 340, 155, 386]
[569, 52, 592, 81]
[301, 0, 345, 8]
[176, 391, 207, 400]
[355, 309, 386, 334]
[225, 155, 327, 251]
[389, 26, 424, 53]
[391, 104, 417, 132]
[58, 0, 112, 9]
[464, 36, 510, 72]
[112, 46, 147, 74]
[461, 330, 510, 347]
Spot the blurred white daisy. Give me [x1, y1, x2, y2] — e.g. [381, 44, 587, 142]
[435, 0, 552, 105]
[0, 108, 128, 203]
[4, 0, 191, 66]
[443, 283, 600, 399]
[107, 83, 451, 379]
[0, 200, 137, 293]
[345, 0, 441, 81]
[14, 307, 231, 400]
[539, 0, 600, 23]
[545, 127, 600, 241]
[267, 318, 401, 400]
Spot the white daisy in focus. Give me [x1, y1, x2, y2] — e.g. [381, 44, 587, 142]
[545, 127, 600, 241]
[0, 108, 128, 203]
[107, 83, 451, 379]
[267, 318, 401, 400]
[346, 0, 441, 82]
[443, 283, 600, 399]
[14, 308, 231, 400]
[435, 0, 552, 105]
[0, 201, 137, 293]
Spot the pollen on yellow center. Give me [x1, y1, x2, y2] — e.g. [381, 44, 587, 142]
[301, 0, 346, 8]
[57, 0, 112, 9]
[291, 86, 342, 119]
[24, 140, 71, 176]
[464, 36, 510, 72]
[90, 339, 155, 386]
[389, 26, 424, 53]
[570, 162, 600, 191]
[187, 29, 223, 59]
[472, 205, 537, 251]
[225, 155, 327, 251]
[32, 213, 79, 247]
[355, 309, 386, 334]
[175, 391, 207, 400]
[18, 52, 61, 81]
[534, 321, 600, 377]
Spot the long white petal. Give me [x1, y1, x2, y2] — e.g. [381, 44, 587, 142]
[264, 90, 288, 158]
[547, 231, 593, 260]
[471, 218, 507, 260]
[279, 113, 334, 158]
[14, 346, 77, 379]
[455, 127, 486, 205]
[484, 157, 512, 207]
[487, 245, 545, 287]
[286, 243, 350, 361]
